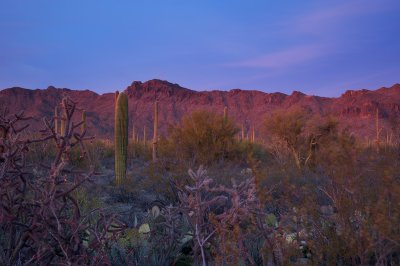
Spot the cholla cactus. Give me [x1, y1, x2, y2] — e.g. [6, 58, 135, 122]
[178, 167, 227, 266]
[175, 166, 266, 265]
[114, 92, 128, 185]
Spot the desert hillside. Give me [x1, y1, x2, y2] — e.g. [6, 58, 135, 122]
[1, 79, 399, 140]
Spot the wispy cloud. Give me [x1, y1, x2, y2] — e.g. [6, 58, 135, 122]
[226, 44, 326, 69]
[291, 0, 396, 34]
[226, 0, 399, 71]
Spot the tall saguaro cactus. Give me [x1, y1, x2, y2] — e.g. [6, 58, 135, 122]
[132, 124, 136, 143]
[143, 126, 147, 146]
[114, 92, 128, 185]
[60, 107, 66, 137]
[152, 101, 159, 162]
[54, 106, 59, 134]
[241, 123, 245, 141]
[81, 110, 86, 134]
[376, 108, 381, 152]
[223, 106, 228, 124]
[115, 90, 119, 102]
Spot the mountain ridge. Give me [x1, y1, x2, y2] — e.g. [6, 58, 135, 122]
[1, 79, 399, 140]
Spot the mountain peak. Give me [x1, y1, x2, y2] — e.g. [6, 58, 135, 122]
[126, 79, 194, 97]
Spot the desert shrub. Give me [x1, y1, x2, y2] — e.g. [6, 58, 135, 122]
[128, 141, 152, 162]
[69, 139, 115, 171]
[259, 112, 400, 264]
[25, 133, 58, 164]
[264, 107, 311, 169]
[162, 110, 239, 166]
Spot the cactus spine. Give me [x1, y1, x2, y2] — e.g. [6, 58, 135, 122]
[152, 101, 158, 162]
[114, 92, 128, 185]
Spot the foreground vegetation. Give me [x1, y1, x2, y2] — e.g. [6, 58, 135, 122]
[0, 98, 399, 265]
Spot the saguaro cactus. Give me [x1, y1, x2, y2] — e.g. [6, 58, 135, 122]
[114, 92, 128, 185]
[115, 90, 119, 102]
[152, 101, 159, 162]
[376, 108, 380, 151]
[223, 106, 228, 123]
[132, 124, 136, 143]
[54, 106, 59, 134]
[143, 126, 147, 146]
[81, 110, 86, 134]
[60, 107, 66, 137]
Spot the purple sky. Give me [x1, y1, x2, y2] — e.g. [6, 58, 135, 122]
[1, 0, 399, 96]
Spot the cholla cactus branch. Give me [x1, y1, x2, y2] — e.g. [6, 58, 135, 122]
[0, 97, 126, 265]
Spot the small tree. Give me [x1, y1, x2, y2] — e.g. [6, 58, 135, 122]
[264, 107, 309, 169]
[165, 110, 239, 166]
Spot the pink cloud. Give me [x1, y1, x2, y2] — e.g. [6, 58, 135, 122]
[225, 0, 398, 70]
[226, 44, 326, 69]
[291, 0, 395, 34]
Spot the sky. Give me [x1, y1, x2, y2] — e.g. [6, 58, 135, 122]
[0, 0, 399, 97]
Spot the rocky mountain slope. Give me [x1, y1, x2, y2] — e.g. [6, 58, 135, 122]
[1, 79, 399, 141]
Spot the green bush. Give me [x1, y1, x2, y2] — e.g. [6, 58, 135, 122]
[161, 110, 239, 166]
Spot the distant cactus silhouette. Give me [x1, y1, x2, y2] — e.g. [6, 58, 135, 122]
[54, 106, 59, 134]
[152, 101, 158, 162]
[60, 106, 66, 137]
[223, 106, 228, 123]
[252, 126, 255, 143]
[132, 124, 136, 143]
[241, 123, 245, 141]
[143, 125, 147, 146]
